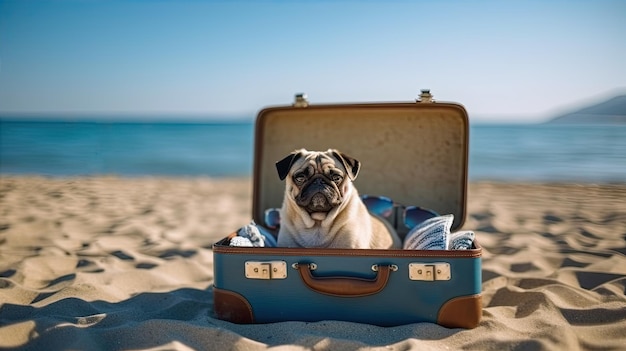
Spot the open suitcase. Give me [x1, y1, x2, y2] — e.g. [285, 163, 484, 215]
[213, 90, 482, 328]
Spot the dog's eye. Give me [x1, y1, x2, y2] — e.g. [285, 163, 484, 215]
[331, 174, 343, 184]
[293, 173, 306, 185]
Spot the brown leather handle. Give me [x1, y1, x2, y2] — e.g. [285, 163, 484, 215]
[295, 263, 393, 297]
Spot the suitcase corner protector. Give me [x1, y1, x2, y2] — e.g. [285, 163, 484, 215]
[437, 294, 482, 329]
[213, 286, 255, 324]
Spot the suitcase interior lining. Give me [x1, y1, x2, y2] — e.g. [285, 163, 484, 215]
[252, 103, 469, 232]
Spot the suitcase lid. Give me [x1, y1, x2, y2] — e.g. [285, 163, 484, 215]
[252, 90, 469, 232]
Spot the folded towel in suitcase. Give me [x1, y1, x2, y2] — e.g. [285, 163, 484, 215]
[402, 214, 474, 250]
[231, 215, 475, 250]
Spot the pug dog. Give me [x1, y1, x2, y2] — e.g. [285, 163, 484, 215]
[275, 148, 401, 249]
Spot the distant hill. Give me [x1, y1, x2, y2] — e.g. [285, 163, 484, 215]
[548, 95, 626, 124]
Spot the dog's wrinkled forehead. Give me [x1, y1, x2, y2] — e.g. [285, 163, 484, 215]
[276, 148, 360, 181]
[293, 151, 344, 174]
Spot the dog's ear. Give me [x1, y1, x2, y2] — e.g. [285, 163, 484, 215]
[330, 149, 360, 181]
[276, 150, 304, 181]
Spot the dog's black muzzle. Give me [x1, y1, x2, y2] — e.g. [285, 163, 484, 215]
[296, 176, 341, 213]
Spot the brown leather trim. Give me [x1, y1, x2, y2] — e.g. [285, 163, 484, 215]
[214, 239, 482, 258]
[296, 264, 392, 297]
[214, 232, 238, 246]
[437, 294, 482, 329]
[213, 287, 254, 324]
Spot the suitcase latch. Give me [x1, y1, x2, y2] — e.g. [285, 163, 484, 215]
[409, 262, 451, 281]
[245, 261, 287, 280]
[293, 93, 309, 108]
[417, 89, 435, 103]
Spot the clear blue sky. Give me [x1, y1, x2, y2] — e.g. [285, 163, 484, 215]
[1, 0, 624, 122]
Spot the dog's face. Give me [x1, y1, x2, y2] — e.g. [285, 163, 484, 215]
[276, 149, 360, 221]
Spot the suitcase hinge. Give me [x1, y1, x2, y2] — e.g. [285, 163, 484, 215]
[245, 261, 288, 279]
[409, 262, 451, 281]
[293, 93, 309, 107]
[416, 89, 435, 103]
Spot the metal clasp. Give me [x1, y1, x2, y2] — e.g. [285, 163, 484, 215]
[417, 89, 434, 103]
[371, 264, 398, 272]
[245, 261, 287, 279]
[408, 262, 450, 281]
[293, 93, 309, 107]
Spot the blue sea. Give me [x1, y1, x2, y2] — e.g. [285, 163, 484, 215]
[1, 118, 625, 182]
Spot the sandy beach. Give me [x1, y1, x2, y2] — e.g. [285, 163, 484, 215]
[1, 176, 625, 351]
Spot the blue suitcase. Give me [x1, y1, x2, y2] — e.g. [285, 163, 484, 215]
[213, 91, 482, 328]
